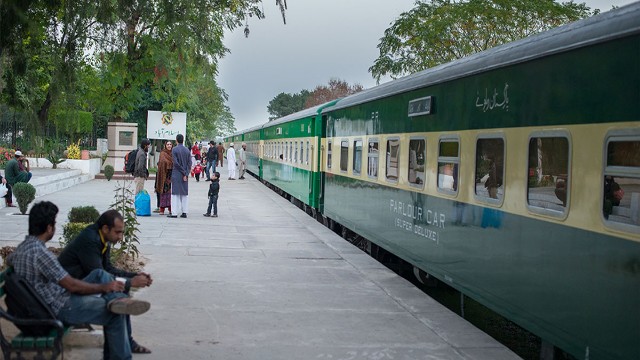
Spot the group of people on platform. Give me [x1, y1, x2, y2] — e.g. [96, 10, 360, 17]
[1, 150, 33, 207]
[132, 134, 246, 219]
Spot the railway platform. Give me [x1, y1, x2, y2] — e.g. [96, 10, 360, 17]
[0, 169, 520, 359]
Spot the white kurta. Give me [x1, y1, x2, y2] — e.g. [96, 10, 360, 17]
[226, 147, 237, 179]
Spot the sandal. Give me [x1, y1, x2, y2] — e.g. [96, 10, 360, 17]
[132, 343, 152, 354]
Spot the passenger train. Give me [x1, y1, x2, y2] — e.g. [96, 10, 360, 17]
[225, 4, 640, 359]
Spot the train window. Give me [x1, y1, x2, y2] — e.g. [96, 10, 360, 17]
[475, 137, 505, 202]
[603, 134, 640, 229]
[367, 140, 379, 178]
[340, 140, 349, 172]
[300, 141, 304, 165]
[294, 141, 298, 163]
[386, 138, 400, 181]
[289, 141, 293, 162]
[527, 135, 569, 215]
[353, 140, 363, 175]
[438, 139, 459, 193]
[306, 141, 310, 165]
[327, 141, 332, 169]
[408, 138, 426, 187]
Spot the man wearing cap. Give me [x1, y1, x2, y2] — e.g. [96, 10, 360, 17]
[238, 143, 247, 180]
[226, 143, 237, 180]
[4, 150, 32, 187]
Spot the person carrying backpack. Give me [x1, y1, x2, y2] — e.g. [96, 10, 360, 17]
[134, 139, 151, 194]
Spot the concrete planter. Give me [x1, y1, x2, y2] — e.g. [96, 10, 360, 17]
[26, 157, 101, 176]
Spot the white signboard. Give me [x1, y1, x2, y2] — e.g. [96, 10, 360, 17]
[147, 111, 187, 140]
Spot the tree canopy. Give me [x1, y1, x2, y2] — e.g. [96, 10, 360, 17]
[267, 79, 363, 121]
[0, 0, 288, 148]
[369, 0, 596, 83]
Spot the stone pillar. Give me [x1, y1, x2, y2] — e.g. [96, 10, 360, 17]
[103, 122, 138, 172]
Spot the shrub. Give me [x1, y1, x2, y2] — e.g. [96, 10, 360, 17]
[60, 222, 92, 248]
[12, 182, 36, 214]
[104, 164, 115, 181]
[66, 141, 81, 159]
[68, 205, 100, 223]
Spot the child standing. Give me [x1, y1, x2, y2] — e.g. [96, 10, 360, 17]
[203, 172, 220, 217]
[193, 161, 203, 182]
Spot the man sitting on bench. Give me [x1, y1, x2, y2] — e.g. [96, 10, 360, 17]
[7, 201, 151, 360]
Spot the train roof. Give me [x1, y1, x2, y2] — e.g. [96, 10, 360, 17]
[325, 2, 640, 113]
[264, 99, 340, 128]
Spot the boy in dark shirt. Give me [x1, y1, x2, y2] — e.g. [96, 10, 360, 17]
[203, 172, 220, 217]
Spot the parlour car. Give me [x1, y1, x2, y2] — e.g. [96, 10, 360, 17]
[319, 4, 640, 360]
[260, 100, 339, 212]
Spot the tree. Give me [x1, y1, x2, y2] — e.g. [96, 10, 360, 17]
[369, 0, 595, 82]
[267, 90, 310, 120]
[304, 79, 363, 108]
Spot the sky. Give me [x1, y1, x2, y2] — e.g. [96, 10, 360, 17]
[217, 0, 637, 132]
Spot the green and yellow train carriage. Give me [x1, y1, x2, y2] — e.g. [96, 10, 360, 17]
[319, 4, 639, 360]
[260, 100, 339, 212]
[242, 124, 262, 178]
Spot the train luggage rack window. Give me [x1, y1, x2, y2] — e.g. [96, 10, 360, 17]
[353, 140, 363, 175]
[408, 138, 426, 188]
[475, 137, 505, 203]
[386, 138, 400, 182]
[368, 139, 379, 178]
[437, 137, 459, 194]
[340, 140, 349, 172]
[526, 133, 570, 217]
[603, 131, 640, 232]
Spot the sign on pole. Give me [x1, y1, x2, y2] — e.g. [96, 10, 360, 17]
[147, 111, 187, 140]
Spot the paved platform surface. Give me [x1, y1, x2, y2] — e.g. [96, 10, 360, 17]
[0, 170, 521, 359]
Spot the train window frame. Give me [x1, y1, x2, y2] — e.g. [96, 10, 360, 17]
[300, 140, 304, 165]
[306, 140, 310, 165]
[602, 129, 640, 233]
[340, 139, 349, 173]
[367, 138, 379, 179]
[294, 141, 298, 163]
[408, 137, 426, 189]
[526, 131, 571, 219]
[474, 135, 506, 205]
[385, 137, 400, 183]
[437, 136, 460, 195]
[353, 139, 363, 175]
[327, 140, 332, 169]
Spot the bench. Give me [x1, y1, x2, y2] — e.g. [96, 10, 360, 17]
[0, 267, 70, 360]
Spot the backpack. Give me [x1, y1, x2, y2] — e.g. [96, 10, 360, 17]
[124, 149, 138, 174]
[4, 270, 59, 336]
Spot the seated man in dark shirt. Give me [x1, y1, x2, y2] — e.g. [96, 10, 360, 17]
[8, 201, 150, 360]
[58, 209, 154, 355]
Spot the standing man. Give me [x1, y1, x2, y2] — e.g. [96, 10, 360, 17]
[169, 134, 192, 218]
[217, 142, 225, 168]
[134, 139, 151, 194]
[4, 150, 32, 186]
[8, 201, 151, 360]
[238, 143, 247, 180]
[205, 141, 218, 181]
[58, 210, 154, 355]
[226, 143, 237, 180]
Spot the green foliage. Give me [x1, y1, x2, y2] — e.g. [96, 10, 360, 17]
[51, 110, 93, 142]
[109, 182, 140, 260]
[68, 206, 100, 223]
[104, 164, 115, 180]
[47, 150, 64, 169]
[267, 90, 310, 120]
[60, 222, 92, 248]
[369, 0, 596, 82]
[12, 182, 36, 214]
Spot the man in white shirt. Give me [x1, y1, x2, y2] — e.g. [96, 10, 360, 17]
[238, 143, 247, 180]
[226, 143, 237, 180]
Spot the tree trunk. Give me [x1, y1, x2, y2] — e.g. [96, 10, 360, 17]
[37, 91, 52, 136]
